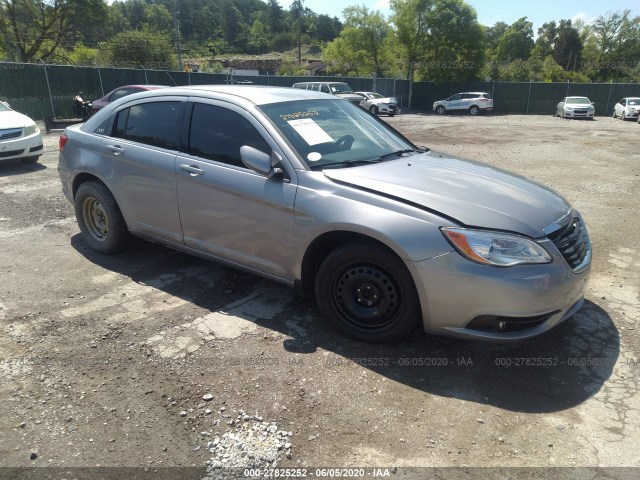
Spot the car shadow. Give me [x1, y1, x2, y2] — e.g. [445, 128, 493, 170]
[71, 234, 619, 414]
[0, 159, 47, 177]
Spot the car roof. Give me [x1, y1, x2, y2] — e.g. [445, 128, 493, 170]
[565, 96, 590, 99]
[117, 85, 335, 106]
[459, 92, 490, 95]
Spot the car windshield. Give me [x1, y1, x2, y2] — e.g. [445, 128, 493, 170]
[368, 93, 384, 99]
[259, 99, 415, 170]
[329, 83, 354, 94]
[628, 99, 640, 106]
[566, 97, 590, 104]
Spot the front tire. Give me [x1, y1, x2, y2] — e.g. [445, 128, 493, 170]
[314, 242, 421, 342]
[369, 105, 378, 116]
[469, 105, 480, 116]
[74, 181, 129, 254]
[435, 105, 446, 115]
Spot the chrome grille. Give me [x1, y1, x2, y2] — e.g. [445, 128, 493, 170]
[547, 216, 590, 271]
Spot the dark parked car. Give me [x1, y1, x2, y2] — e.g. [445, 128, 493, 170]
[58, 86, 591, 343]
[92, 85, 167, 111]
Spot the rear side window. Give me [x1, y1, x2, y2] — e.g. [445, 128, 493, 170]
[188, 103, 270, 168]
[113, 102, 183, 150]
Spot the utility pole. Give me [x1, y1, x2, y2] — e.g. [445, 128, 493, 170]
[174, 10, 183, 71]
[297, 0, 302, 65]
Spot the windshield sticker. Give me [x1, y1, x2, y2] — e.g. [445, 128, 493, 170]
[307, 152, 322, 162]
[288, 118, 333, 146]
[280, 111, 319, 122]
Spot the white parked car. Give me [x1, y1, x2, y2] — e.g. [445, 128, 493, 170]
[0, 102, 43, 163]
[433, 92, 493, 116]
[355, 92, 401, 116]
[613, 97, 640, 121]
[556, 97, 595, 119]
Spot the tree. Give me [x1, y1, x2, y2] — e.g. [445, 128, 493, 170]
[391, 0, 434, 108]
[0, 0, 107, 62]
[553, 22, 583, 71]
[590, 10, 640, 80]
[419, 0, 484, 82]
[495, 17, 534, 62]
[323, 5, 390, 76]
[485, 21, 508, 52]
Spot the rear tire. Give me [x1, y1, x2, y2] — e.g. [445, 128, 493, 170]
[74, 181, 130, 254]
[314, 242, 421, 343]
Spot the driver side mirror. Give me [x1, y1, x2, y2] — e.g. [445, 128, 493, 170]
[240, 146, 288, 182]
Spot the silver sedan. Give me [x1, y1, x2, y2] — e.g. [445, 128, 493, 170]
[58, 86, 591, 343]
[613, 97, 640, 121]
[556, 96, 595, 119]
[355, 92, 401, 116]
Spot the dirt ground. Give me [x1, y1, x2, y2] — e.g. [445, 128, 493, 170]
[0, 113, 638, 479]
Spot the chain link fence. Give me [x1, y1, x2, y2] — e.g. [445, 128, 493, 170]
[1, 61, 639, 119]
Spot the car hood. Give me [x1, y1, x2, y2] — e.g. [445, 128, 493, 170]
[336, 93, 365, 102]
[0, 110, 34, 129]
[370, 97, 397, 104]
[322, 151, 570, 238]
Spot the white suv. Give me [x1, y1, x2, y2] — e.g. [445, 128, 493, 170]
[433, 92, 494, 116]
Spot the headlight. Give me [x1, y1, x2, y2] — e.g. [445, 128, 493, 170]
[441, 227, 552, 267]
[23, 123, 40, 136]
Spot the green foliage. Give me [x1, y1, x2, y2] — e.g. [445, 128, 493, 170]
[495, 17, 534, 62]
[0, 0, 107, 62]
[67, 42, 100, 66]
[323, 5, 391, 76]
[278, 60, 306, 75]
[101, 29, 177, 70]
[418, 0, 485, 82]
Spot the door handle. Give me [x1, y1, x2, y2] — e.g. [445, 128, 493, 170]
[179, 164, 204, 176]
[105, 144, 124, 155]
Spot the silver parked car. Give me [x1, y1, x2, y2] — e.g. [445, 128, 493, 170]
[58, 86, 591, 343]
[355, 92, 401, 116]
[556, 96, 595, 119]
[613, 97, 640, 121]
[433, 92, 493, 116]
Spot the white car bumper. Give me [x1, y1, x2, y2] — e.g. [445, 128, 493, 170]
[0, 130, 44, 161]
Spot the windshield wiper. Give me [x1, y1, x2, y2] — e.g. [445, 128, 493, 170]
[311, 158, 383, 170]
[378, 149, 416, 161]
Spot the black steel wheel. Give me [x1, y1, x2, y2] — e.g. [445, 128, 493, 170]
[74, 181, 130, 254]
[315, 242, 421, 342]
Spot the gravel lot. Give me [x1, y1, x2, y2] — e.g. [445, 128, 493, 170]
[0, 113, 638, 478]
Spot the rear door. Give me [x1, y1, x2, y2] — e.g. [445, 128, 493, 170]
[175, 100, 297, 280]
[99, 98, 186, 244]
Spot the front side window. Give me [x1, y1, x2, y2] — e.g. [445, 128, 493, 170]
[113, 102, 182, 150]
[448, 94, 462, 101]
[188, 103, 270, 168]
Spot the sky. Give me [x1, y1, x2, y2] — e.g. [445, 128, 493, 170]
[285, 0, 640, 30]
